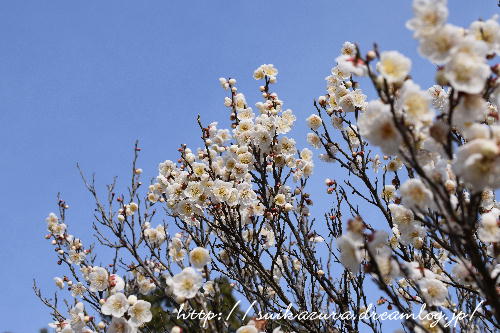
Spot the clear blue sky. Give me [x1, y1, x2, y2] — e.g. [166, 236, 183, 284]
[0, 1, 495, 332]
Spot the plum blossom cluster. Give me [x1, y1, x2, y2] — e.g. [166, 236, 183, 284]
[37, 0, 500, 332]
[306, 0, 500, 331]
[43, 209, 154, 333]
[37, 67, 323, 333]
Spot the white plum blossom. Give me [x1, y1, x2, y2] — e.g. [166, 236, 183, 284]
[107, 317, 136, 333]
[67, 250, 86, 265]
[101, 293, 129, 318]
[478, 209, 500, 243]
[88, 266, 109, 292]
[453, 94, 488, 129]
[167, 267, 202, 299]
[144, 223, 166, 247]
[109, 274, 125, 293]
[453, 138, 500, 190]
[46, 213, 67, 236]
[470, 16, 500, 54]
[418, 278, 448, 306]
[417, 24, 463, 64]
[400, 178, 433, 210]
[336, 232, 363, 273]
[253, 64, 278, 81]
[358, 100, 402, 155]
[306, 114, 322, 130]
[444, 38, 491, 94]
[68, 302, 86, 331]
[54, 277, 64, 289]
[377, 51, 411, 83]
[396, 80, 433, 126]
[406, 0, 448, 36]
[37, 2, 500, 330]
[128, 300, 153, 327]
[137, 273, 156, 295]
[335, 54, 367, 77]
[189, 247, 211, 269]
[71, 282, 86, 298]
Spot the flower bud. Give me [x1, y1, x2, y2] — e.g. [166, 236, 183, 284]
[367, 50, 376, 61]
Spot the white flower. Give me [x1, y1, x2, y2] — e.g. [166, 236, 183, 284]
[106, 317, 136, 333]
[335, 54, 367, 77]
[444, 39, 490, 94]
[185, 182, 204, 200]
[386, 158, 403, 172]
[382, 185, 397, 201]
[176, 200, 201, 219]
[54, 277, 65, 289]
[168, 267, 202, 299]
[47, 220, 67, 236]
[453, 138, 500, 190]
[400, 178, 433, 210]
[388, 204, 416, 239]
[428, 85, 449, 112]
[69, 302, 86, 331]
[307, 133, 322, 148]
[377, 51, 411, 83]
[101, 293, 129, 318]
[45, 212, 59, 224]
[144, 224, 166, 247]
[478, 210, 500, 243]
[109, 274, 125, 293]
[374, 251, 400, 283]
[71, 282, 86, 298]
[89, 266, 109, 292]
[396, 80, 433, 125]
[300, 148, 313, 161]
[68, 250, 86, 265]
[418, 278, 448, 306]
[406, 0, 448, 36]
[341, 41, 357, 56]
[336, 233, 363, 273]
[128, 300, 153, 327]
[274, 193, 287, 206]
[338, 89, 367, 113]
[358, 100, 402, 155]
[253, 64, 278, 81]
[306, 114, 322, 130]
[260, 227, 276, 248]
[236, 325, 258, 333]
[452, 94, 488, 129]
[189, 247, 211, 269]
[237, 183, 257, 206]
[417, 24, 463, 64]
[470, 16, 500, 54]
[212, 180, 233, 203]
[137, 276, 156, 295]
[203, 280, 215, 296]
